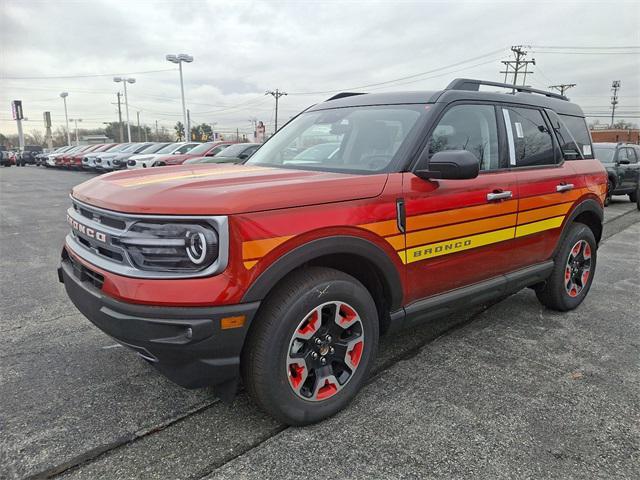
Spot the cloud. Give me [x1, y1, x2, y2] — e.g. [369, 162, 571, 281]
[1, 0, 639, 136]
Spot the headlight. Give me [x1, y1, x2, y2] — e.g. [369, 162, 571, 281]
[115, 222, 219, 272]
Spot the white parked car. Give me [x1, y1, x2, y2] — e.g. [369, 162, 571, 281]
[45, 145, 79, 167]
[126, 142, 199, 169]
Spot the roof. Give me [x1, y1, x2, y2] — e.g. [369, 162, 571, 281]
[308, 78, 585, 117]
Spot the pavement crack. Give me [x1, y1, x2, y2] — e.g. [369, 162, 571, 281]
[28, 399, 220, 480]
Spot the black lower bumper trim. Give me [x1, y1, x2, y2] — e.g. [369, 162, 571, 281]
[59, 257, 260, 396]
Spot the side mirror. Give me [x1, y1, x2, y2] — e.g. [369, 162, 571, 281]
[618, 159, 630, 165]
[415, 150, 480, 180]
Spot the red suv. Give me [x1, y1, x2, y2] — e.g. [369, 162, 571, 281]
[59, 79, 606, 425]
[153, 141, 235, 166]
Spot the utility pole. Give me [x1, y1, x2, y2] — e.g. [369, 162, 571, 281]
[549, 84, 576, 96]
[116, 92, 124, 143]
[155, 120, 158, 138]
[500, 46, 535, 89]
[187, 109, 191, 141]
[610, 80, 621, 128]
[265, 89, 287, 132]
[136, 111, 141, 141]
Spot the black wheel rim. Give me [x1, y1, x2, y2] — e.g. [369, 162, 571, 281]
[286, 301, 365, 401]
[564, 240, 592, 298]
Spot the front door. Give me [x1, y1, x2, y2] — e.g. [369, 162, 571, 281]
[401, 103, 519, 304]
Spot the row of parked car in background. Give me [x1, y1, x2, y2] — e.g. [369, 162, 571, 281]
[2, 141, 261, 172]
[2, 140, 639, 210]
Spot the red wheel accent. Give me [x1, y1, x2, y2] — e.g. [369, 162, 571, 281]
[338, 303, 357, 325]
[288, 363, 306, 389]
[571, 243, 581, 256]
[298, 310, 319, 336]
[581, 270, 590, 285]
[583, 244, 591, 259]
[347, 340, 363, 367]
[316, 379, 338, 400]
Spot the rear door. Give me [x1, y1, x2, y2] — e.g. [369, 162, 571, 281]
[502, 105, 577, 266]
[401, 102, 519, 303]
[620, 147, 639, 190]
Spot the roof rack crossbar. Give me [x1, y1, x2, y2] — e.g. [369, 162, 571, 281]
[446, 78, 568, 101]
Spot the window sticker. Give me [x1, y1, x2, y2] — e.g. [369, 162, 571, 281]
[514, 122, 524, 139]
[583, 145, 592, 156]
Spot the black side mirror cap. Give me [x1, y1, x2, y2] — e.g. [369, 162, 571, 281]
[415, 150, 480, 180]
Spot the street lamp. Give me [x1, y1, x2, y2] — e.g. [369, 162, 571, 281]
[69, 118, 82, 145]
[59, 92, 71, 146]
[166, 53, 193, 141]
[113, 77, 136, 142]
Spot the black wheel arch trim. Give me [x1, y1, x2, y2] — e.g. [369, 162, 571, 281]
[555, 198, 603, 253]
[241, 235, 404, 309]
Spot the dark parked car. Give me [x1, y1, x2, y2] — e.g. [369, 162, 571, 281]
[1, 145, 13, 167]
[17, 145, 43, 166]
[593, 142, 640, 208]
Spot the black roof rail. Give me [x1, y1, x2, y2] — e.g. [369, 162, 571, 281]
[446, 78, 568, 101]
[325, 92, 367, 102]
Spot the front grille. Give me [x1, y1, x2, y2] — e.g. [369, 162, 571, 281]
[64, 249, 104, 289]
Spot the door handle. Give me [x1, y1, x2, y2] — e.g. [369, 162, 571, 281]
[486, 190, 513, 201]
[556, 183, 574, 192]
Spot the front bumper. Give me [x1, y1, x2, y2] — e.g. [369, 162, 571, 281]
[58, 253, 260, 398]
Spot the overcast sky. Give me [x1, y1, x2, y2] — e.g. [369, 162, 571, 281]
[1, 0, 639, 138]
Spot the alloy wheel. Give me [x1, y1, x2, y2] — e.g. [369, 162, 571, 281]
[564, 240, 592, 298]
[286, 301, 365, 401]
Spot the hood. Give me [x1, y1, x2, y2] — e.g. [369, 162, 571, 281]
[162, 153, 194, 164]
[71, 164, 388, 215]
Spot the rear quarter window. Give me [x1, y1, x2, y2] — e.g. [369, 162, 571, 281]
[558, 114, 594, 159]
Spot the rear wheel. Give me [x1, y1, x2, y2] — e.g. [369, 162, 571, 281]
[242, 267, 379, 426]
[630, 189, 638, 203]
[636, 183, 640, 210]
[535, 223, 597, 311]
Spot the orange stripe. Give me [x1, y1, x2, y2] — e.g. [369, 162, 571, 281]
[360, 219, 398, 236]
[406, 200, 518, 232]
[519, 188, 584, 211]
[517, 201, 573, 225]
[389, 213, 517, 250]
[243, 260, 258, 270]
[242, 235, 292, 260]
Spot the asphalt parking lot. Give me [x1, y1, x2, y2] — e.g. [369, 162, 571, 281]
[1, 166, 639, 480]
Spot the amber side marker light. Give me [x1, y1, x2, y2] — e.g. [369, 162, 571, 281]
[221, 315, 246, 330]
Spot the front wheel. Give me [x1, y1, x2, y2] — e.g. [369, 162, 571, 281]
[535, 223, 597, 311]
[604, 180, 613, 206]
[636, 183, 640, 210]
[242, 267, 379, 426]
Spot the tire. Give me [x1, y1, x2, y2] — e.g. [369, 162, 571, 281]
[242, 267, 379, 426]
[636, 183, 640, 211]
[630, 189, 638, 203]
[535, 223, 597, 312]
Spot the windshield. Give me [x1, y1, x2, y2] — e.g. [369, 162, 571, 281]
[155, 143, 180, 154]
[594, 146, 616, 163]
[121, 143, 143, 153]
[217, 144, 252, 157]
[246, 105, 424, 173]
[186, 142, 215, 155]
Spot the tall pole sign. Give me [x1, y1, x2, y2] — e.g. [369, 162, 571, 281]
[43, 111, 53, 149]
[12, 100, 25, 150]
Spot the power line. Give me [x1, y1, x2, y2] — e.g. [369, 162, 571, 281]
[500, 45, 535, 87]
[265, 89, 287, 132]
[288, 48, 507, 95]
[529, 45, 640, 50]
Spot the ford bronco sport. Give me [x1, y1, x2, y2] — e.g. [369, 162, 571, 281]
[59, 79, 607, 425]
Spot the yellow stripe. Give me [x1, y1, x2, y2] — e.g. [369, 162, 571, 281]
[515, 216, 564, 237]
[400, 227, 516, 264]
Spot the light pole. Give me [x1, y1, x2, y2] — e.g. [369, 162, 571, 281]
[59, 92, 71, 145]
[69, 118, 82, 145]
[166, 53, 193, 141]
[113, 77, 136, 142]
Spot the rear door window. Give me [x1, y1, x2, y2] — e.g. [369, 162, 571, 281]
[558, 114, 594, 159]
[502, 107, 555, 167]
